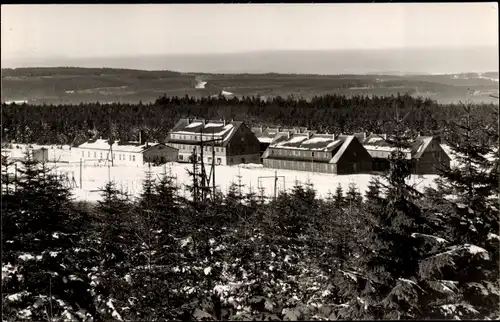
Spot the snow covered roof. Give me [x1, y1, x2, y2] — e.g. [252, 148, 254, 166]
[411, 136, 434, 159]
[168, 118, 243, 147]
[78, 139, 164, 153]
[270, 133, 341, 151]
[363, 133, 438, 158]
[265, 133, 361, 164]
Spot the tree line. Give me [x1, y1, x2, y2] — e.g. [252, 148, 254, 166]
[2, 104, 499, 320]
[2, 93, 498, 146]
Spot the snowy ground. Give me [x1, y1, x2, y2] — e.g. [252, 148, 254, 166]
[5, 144, 439, 202]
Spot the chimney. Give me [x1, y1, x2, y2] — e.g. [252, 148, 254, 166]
[307, 132, 311, 139]
[383, 134, 387, 140]
[287, 132, 290, 139]
[332, 133, 335, 141]
[223, 119, 226, 126]
[202, 119, 206, 125]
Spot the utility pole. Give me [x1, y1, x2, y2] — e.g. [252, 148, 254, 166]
[14, 162, 17, 193]
[490, 94, 499, 158]
[258, 171, 285, 201]
[212, 135, 216, 202]
[274, 170, 278, 199]
[79, 158, 83, 189]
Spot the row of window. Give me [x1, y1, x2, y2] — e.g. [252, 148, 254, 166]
[270, 148, 332, 159]
[170, 143, 226, 153]
[171, 134, 223, 141]
[178, 154, 223, 164]
[81, 150, 136, 162]
[265, 159, 333, 172]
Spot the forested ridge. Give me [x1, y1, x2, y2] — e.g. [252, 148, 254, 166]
[2, 93, 498, 146]
[2, 102, 499, 321]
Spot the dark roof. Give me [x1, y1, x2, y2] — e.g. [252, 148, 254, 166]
[144, 143, 178, 153]
[117, 141, 143, 147]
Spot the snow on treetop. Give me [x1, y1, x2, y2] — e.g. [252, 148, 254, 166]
[487, 233, 500, 241]
[464, 244, 489, 257]
[6, 291, 30, 302]
[411, 233, 448, 244]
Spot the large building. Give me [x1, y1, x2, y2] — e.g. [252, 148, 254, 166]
[262, 132, 372, 174]
[78, 139, 178, 166]
[362, 133, 451, 174]
[166, 118, 261, 165]
[251, 126, 314, 162]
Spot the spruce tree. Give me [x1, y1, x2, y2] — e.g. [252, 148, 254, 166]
[365, 176, 383, 206]
[333, 183, 345, 209]
[421, 102, 500, 318]
[333, 108, 445, 319]
[345, 182, 363, 207]
[2, 152, 97, 321]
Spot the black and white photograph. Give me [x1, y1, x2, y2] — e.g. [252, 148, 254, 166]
[1, 3, 499, 321]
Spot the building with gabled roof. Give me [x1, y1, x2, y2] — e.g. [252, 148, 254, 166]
[251, 125, 316, 162]
[362, 133, 450, 174]
[78, 139, 178, 166]
[262, 132, 372, 174]
[166, 118, 260, 165]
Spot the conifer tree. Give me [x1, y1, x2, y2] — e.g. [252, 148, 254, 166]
[421, 101, 500, 318]
[333, 106, 445, 319]
[333, 183, 345, 209]
[365, 176, 383, 205]
[2, 152, 97, 321]
[345, 182, 363, 207]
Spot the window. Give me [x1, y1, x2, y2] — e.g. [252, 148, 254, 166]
[208, 157, 212, 163]
[216, 147, 219, 152]
[217, 158, 221, 165]
[88, 151, 90, 157]
[82, 151, 85, 157]
[113, 154, 115, 160]
[241, 137, 245, 142]
[132, 155, 136, 162]
[100, 152, 103, 159]
[129, 155, 132, 161]
[179, 155, 184, 160]
[94, 152, 96, 158]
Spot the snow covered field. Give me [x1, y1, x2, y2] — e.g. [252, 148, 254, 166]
[5, 144, 439, 202]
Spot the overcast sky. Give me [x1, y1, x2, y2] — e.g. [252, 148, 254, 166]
[1, 3, 498, 60]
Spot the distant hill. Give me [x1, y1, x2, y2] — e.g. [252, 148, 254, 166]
[2, 47, 498, 75]
[1, 67, 498, 105]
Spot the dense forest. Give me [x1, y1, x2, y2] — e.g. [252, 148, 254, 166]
[2, 104, 499, 321]
[1, 93, 498, 146]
